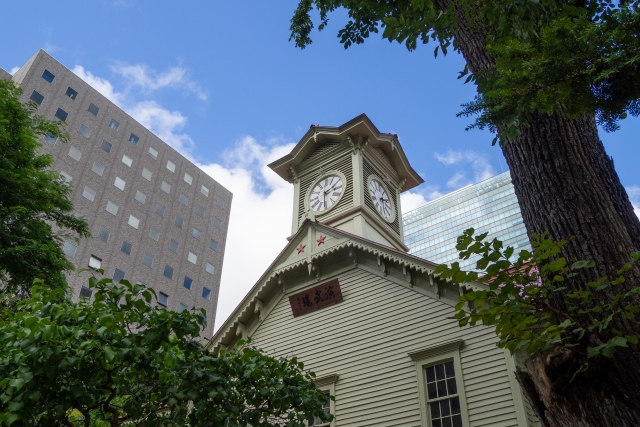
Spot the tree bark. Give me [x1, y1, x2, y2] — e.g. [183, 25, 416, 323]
[432, 0, 640, 425]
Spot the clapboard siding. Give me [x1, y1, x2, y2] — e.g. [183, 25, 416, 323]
[250, 267, 522, 426]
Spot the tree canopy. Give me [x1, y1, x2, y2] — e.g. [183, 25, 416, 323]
[0, 277, 331, 426]
[0, 80, 89, 301]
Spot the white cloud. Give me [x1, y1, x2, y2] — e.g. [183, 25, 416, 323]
[111, 62, 208, 101]
[434, 150, 495, 188]
[627, 185, 640, 218]
[197, 138, 296, 331]
[401, 185, 445, 213]
[9, 66, 19, 75]
[72, 65, 124, 105]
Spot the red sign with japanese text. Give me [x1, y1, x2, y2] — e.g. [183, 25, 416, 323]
[289, 278, 343, 317]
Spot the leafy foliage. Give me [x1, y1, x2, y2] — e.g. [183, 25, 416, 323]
[434, 229, 640, 366]
[0, 80, 89, 300]
[0, 277, 331, 426]
[289, 0, 640, 142]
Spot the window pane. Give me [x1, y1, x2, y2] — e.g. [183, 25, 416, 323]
[183, 276, 193, 290]
[89, 256, 101, 269]
[169, 239, 179, 253]
[87, 103, 99, 116]
[440, 399, 451, 417]
[68, 146, 82, 161]
[65, 87, 78, 100]
[426, 366, 436, 383]
[59, 171, 72, 185]
[430, 402, 441, 419]
[128, 215, 140, 229]
[445, 361, 455, 378]
[174, 216, 184, 229]
[63, 241, 78, 258]
[192, 228, 201, 241]
[441, 418, 452, 427]
[202, 287, 211, 300]
[161, 181, 171, 194]
[179, 194, 188, 206]
[113, 268, 125, 283]
[148, 147, 158, 159]
[166, 160, 176, 172]
[427, 382, 438, 400]
[446, 378, 457, 395]
[78, 124, 91, 138]
[98, 227, 110, 243]
[129, 133, 139, 145]
[92, 162, 105, 176]
[178, 303, 188, 313]
[44, 132, 58, 145]
[149, 227, 160, 241]
[155, 203, 165, 217]
[158, 292, 168, 306]
[435, 364, 446, 380]
[452, 414, 463, 427]
[122, 154, 133, 167]
[30, 90, 44, 105]
[100, 139, 112, 153]
[142, 167, 152, 181]
[142, 253, 154, 268]
[82, 186, 96, 202]
[201, 185, 209, 197]
[55, 108, 68, 121]
[196, 206, 205, 218]
[106, 201, 118, 216]
[79, 286, 93, 299]
[135, 190, 146, 204]
[213, 217, 222, 229]
[188, 252, 197, 264]
[437, 380, 447, 398]
[209, 239, 218, 251]
[163, 265, 174, 279]
[114, 177, 126, 191]
[109, 119, 120, 131]
[184, 173, 192, 184]
[205, 263, 215, 275]
[450, 397, 460, 415]
[432, 419, 442, 427]
[42, 69, 55, 83]
[121, 241, 132, 256]
[216, 196, 225, 208]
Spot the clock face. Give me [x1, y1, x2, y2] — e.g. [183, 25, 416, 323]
[369, 179, 392, 219]
[309, 175, 343, 212]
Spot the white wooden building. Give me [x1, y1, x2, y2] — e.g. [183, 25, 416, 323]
[208, 115, 540, 427]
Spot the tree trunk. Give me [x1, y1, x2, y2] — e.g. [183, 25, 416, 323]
[433, 0, 640, 425]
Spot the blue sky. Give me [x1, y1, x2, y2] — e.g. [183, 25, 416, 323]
[3, 1, 639, 327]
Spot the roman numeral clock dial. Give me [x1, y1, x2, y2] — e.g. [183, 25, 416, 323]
[369, 179, 392, 219]
[309, 175, 343, 213]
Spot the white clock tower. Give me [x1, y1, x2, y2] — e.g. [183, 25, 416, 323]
[268, 114, 424, 251]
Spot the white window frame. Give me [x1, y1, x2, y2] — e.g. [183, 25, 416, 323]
[409, 339, 470, 427]
[310, 374, 338, 427]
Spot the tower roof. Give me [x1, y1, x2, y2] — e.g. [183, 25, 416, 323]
[268, 114, 424, 192]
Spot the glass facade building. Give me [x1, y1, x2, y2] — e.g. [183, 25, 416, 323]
[402, 171, 531, 269]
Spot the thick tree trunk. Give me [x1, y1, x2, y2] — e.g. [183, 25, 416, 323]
[432, 0, 640, 425]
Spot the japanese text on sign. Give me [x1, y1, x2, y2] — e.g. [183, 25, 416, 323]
[289, 278, 343, 317]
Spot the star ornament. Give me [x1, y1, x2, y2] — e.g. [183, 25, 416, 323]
[296, 244, 306, 254]
[317, 235, 326, 245]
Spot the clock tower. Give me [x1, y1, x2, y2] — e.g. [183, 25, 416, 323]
[268, 114, 423, 251]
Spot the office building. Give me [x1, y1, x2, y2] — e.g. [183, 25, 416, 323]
[1, 50, 231, 336]
[403, 171, 531, 269]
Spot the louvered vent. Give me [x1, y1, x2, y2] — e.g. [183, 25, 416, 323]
[363, 158, 401, 234]
[298, 156, 353, 224]
[304, 141, 342, 162]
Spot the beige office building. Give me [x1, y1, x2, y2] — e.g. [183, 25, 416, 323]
[2, 50, 231, 337]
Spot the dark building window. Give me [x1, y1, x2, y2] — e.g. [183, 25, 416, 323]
[100, 139, 112, 153]
[97, 226, 110, 243]
[42, 69, 55, 83]
[209, 239, 218, 251]
[79, 124, 91, 138]
[216, 196, 225, 208]
[196, 206, 205, 218]
[178, 303, 188, 312]
[149, 227, 160, 241]
[142, 253, 154, 268]
[169, 239, 179, 253]
[163, 265, 174, 280]
[55, 108, 68, 121]
[113, 268, 125, 283]
[213, 217, 222, 229]
[158, 292, 169, 307]
[44, 132, 58, 145]
[65, 87, 78, 100]
[63, 241, 78, 258]
[192, 228, 201, 241]
[109, 119, 120, 131]
[87, 103, 99, 116]
[135, 190, 146, 204]
[202, 287, 211, 300]
[129, 133, 139, 145]
[155, 203, 166, 217]
[179, 194, 188, 206]
[29, 90, 44, 105]
[120, 240, 133, 256]
[183, 276, 193, 290]
[174, 216, 184, 229]
[79, 286, 93, 299]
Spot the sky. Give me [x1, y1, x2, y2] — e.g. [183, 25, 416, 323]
[2, 1, 639, 331]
